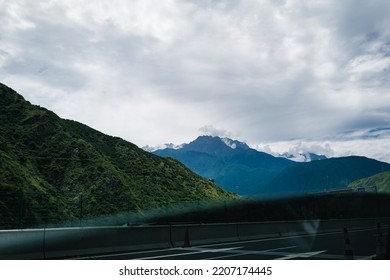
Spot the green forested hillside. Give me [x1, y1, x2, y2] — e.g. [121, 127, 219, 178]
[0, 83, 235, 228]
[348, 171, 390, 193]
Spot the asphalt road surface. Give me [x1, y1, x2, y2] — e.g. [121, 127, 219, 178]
[72, 225, 388, 260]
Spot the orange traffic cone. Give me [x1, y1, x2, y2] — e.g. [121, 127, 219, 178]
[183, 228, 191, 248]
[343, 227, 354, 260]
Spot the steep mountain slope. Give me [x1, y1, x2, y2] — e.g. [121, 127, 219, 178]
[154, 136, 295, 195]
[0, 83, 235, 228]
[261, 156, 390, 195]
[348, 171, 390, 193]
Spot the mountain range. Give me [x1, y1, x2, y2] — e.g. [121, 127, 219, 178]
[0, 83, 235, 229]
[261, 156, 390, 195]
[153, 136, 390, 196]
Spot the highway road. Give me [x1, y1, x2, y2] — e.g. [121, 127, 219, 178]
[71, 225, 389, 260]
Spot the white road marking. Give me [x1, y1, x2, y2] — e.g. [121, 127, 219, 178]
[197, 247, 243, 253]
[262, 245, 297, 252]
[275, 250, 327, 260]
[206, 253, 251, 260]
[360, 254, 376, 260]
[203, 245, 297, 260]
[136, 251, 207, 260]
[70, 247, 178, 260]
[136, 247, 243, 260]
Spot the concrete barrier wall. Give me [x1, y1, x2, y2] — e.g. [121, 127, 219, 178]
[236, 220, 321, 241]
[0, 229, 45, 260]
[317, 218, 390, 234]
[170, 224, 239, 247]
[1, 217, 389, 259]
[44, 226, 172, 259]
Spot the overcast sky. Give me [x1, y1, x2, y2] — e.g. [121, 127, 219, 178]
[1, 0, 390, 162]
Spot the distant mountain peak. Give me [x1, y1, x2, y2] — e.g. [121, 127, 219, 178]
[220, 137, 249, 150]
[197, 135, 249, 148]
[145, 135, 250, 153]
[181, 135, 250, 155]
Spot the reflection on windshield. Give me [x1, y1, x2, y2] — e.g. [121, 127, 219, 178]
[2, 190, 390, 228]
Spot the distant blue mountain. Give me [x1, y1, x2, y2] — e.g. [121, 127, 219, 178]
[261, 156, 390, 195]
[153, 136, 294, 195]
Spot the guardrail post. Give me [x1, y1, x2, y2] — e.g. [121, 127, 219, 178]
[79, 194, 83, 227]
[18, 194, 24, 229]
[386, 224, 390, 260]
[373, 223, 385, 259]
[343, 227, 354, 260]
[183, 227, 191, 247]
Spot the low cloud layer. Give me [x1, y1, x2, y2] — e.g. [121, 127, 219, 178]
[256, 127, 390, 163]
[1, 0, 390, 161]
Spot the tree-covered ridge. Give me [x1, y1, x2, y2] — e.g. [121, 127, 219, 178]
[0, 83, 235, 228]
[348, 171, 390, 193]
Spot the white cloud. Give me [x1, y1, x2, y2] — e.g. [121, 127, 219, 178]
[1, 0, 390, 161]
[255, 128, 390, 163]
[198, 125, 232, 138]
